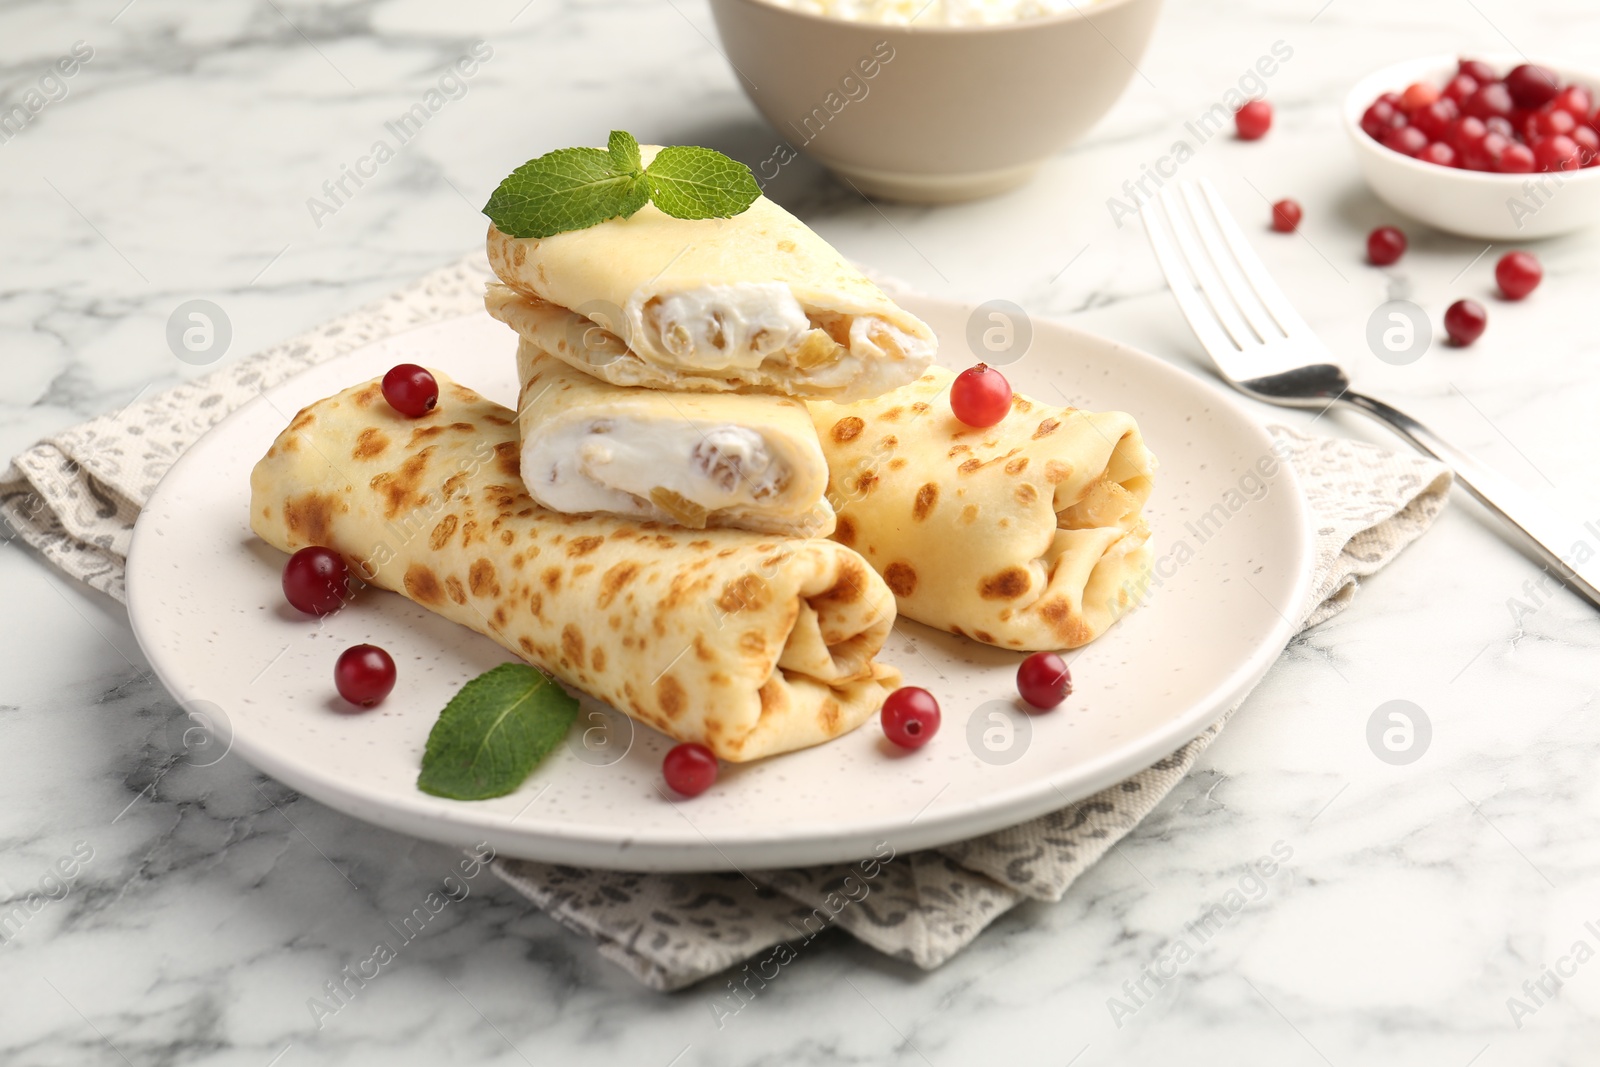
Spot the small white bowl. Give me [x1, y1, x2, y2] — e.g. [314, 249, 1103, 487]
[1343, 54, 1600, 241]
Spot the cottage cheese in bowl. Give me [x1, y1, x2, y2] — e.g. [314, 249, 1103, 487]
[762, 0, 1101, 25]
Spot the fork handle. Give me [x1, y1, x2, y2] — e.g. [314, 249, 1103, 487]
[1340, 391, 1600, 611]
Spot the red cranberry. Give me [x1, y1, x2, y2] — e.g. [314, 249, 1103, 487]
[1017, 652, 1072, 710]
[1401, 81, 1440, 113]
[1552, 85, 1593, 118]
[950, 364, 1012, 428]
[1381, 125, 1429, 157]
[1464, 130, 1512, 170]
[1573, 125, 1600, 165]
[1235, 99, 1273, 141]
[1443, 74, 1479, 104]
[1361, 100, 1402, 139]
[381, 364, 438, 418]
[334, 644, 396, 707]
[1496, 143, 1537, 173]
[1444, 299, 1488, 346]
[1448, 116, 1488, 151]
[282, 546, 349, 616]
[1458, 58, 1498, 84]
[1418, 141, 1458, 167]
[1525, 107, 1577, 141]
[1464, 82, 1515, 121]
[1271, 198, 1303, 233]
[1413, 99, 1459, 141]
[1495, 251, 1543, 300]
[1505, 64, 1561, 110]
[880, 687, 940, 749]
[1367, 226, 1408, 267]
[662, 743, 718, 797]
[1534, 135, 1583, 172]
[1485, 115, 1516, 139]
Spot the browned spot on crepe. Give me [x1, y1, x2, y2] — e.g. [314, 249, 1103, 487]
[282, 492, 337, 547]
[1040, 598, 1093, 645]
[758, 678, 782, 716]
[831, 416, 865, 443]
[430, 514, 458, 551]
[350, 384, 381, 408]
[739, 631, 766, 656]
[884, 562, 917, 597]
[352, 427, 389, 460]
[974, 629, 997, 644]
[718, 574, 770, 614]
[1005, 456, 1029, 475]
[598, 561, 639, 609]
[494, 440, 520, 479]
[369, 447, 437, 519]
[880, 407, 903, 422]
[834, 515, 856, 546]
[658, 675, 686, 720]
[1033, 417, 1061, 439]
[979, 567, 1030, 599]
[444, 575, 466, 605]
[1046, 460, 1072, 484]
[561, 624, 584, 666]
[960, 504, 979, 524]
[913, 483, 938, 520]
[403, 563, 444, 605]
[469, 558, 499, 597]
[855, 470, 878, 495]
[542, 566, 562, 593]
[591, 647, 606, 672]
[813, 559, 866, 606]
[819, 697, 842, 734]
[1016, 484, 1038, 506]
[567, 535, 604, 558]
[958, 458, 982, 475]
[693, 634, 713, 662]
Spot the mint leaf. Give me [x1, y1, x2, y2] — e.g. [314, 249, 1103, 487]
[644, 145, 761, 221]
[483, 146, 650, 239]
[608, 129, 643, 174]
[417, 663, 578, 800]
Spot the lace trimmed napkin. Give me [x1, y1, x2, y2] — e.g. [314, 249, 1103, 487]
[0, 254, 1452, 992]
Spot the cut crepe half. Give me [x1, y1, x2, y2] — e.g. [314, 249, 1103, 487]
[809, 367, 1156, 651]
[249, 371, 900, 762]
[516, 341, 834, 537]
[485, 148, 934, 402]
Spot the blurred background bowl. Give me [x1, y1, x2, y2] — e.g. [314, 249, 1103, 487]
[707, 0, 1164, 203]
[1344, 54, 1600, 241]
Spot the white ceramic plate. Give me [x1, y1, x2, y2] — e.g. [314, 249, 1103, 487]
[126, 294, 1314, 871]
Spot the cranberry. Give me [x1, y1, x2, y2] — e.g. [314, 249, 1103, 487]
[1413, 99, 1459, 141]
[662, 742, 718, 797]
[1495, 252, 1543, 300]
[282, 546, 349, 616]
[381, 364, 438, 418]
[1534, 135, 1583, 172]
[1366, 226, 1407, 267]
[1505, 64, 1561, 110]
[1464, 130, 1512, 170]
[950, 364, 1012, 428]
[1401, 81, 1440, 113]
[1418, 142, 1458, 167]
[880, 687, 940, 749]
[1552, 85, 1593, 118]
[1361, 100, 1402, 139]
[1496, 143, 1537, 173]
[1444, 299, 1488, 346]
[1525, 107, 1577, 141]
[1235, 99, 1273, 141]
[1443, 74, 1479, 104]
[1485, 115, 1516, 139]
[1458, 58, 1498, 84]
[1381, 125, 1429, 157]
[1271, 198, 1303, 233]
[1448, 116, 1487, 151]
[1573, 125, 1600, 164]
[1017, 652, 1072, 710]
[334, 644, 396, 707]
[1464, 82, 1515, 121]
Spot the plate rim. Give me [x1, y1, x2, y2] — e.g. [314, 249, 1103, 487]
[126, 297, 1316, 870]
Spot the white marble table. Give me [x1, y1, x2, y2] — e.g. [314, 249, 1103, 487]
[4, 0, 1600, 1063]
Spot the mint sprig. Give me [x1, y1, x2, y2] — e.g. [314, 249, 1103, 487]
[417, 663, 579, 801]
[484, 131, 761, 239]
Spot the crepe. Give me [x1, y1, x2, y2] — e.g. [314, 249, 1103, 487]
[515, 341, 833, 537]
[485, 147, 935, 401]
[249, 371, 900, 762]
[809, 367, 1156, 651]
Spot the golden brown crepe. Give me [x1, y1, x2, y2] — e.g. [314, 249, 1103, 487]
[809, 367, 1156, 651]
[515, 340, 833, 537]
[249, 371, 900, 762]
[485, 147, 935, 402]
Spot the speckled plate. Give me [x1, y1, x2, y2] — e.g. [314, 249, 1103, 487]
[125, 294, 1314, 871]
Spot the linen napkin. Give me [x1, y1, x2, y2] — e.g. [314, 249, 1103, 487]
[0, 253, 1452, 992]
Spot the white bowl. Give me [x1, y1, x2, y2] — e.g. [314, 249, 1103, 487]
[1343, 54, 1600, 241]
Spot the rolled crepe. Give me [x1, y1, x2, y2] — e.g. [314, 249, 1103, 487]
[809, 368, 1156, 651]
[249, 371, 900, 762]
[516, 340, 833, 537]
[485, 147, 935, 402]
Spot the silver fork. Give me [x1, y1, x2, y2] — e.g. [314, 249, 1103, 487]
[1141, 177, 1600, 611]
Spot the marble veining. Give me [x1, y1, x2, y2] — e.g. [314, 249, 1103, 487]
[5, 0, 1600, 1063]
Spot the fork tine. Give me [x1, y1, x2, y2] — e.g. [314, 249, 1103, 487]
[1139, 192, 1240, 360]
[1152, 185, 1260, 354]
[1177, 182, 1280, 344]
[1196, 178, 1318, 341]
